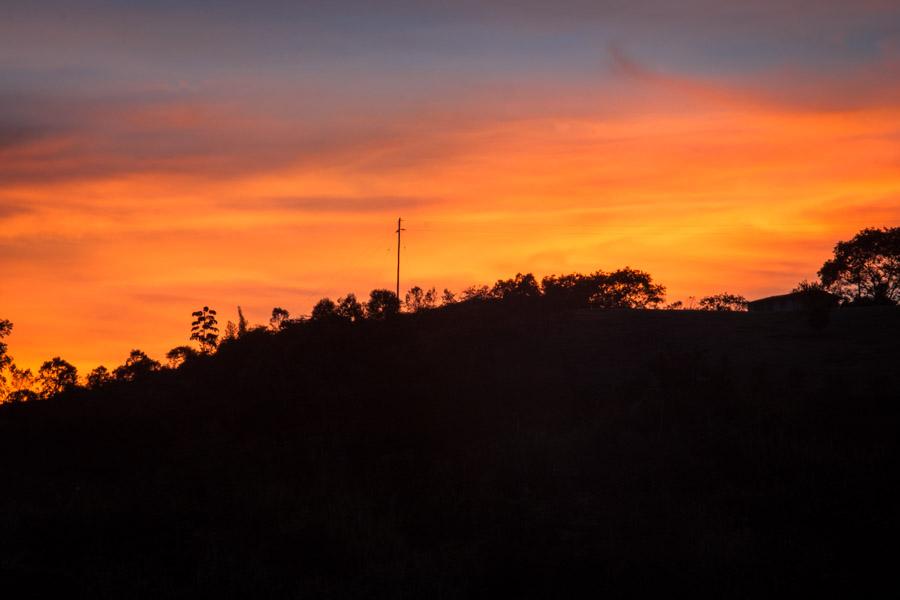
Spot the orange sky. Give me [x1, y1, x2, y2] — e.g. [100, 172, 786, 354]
[2, 1, 900, 374]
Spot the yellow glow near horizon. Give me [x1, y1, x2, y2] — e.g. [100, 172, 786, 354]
[2, 96, 899, 375]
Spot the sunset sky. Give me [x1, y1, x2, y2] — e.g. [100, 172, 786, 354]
[2, 1, 900, 373]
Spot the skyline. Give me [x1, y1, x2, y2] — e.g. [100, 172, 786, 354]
[3, 1, 900, 372]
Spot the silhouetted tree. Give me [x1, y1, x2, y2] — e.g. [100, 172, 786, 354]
[113, 350, 162, 382]
[593, 268, 666, 308]
[0, 319, 12, 394]
[441, 288, 456, 305]
[542, 268, 665, 309]
[237, 306, 249, 337]
[190, 306, 219, 353]
[818, 226, 900, 305]
[222, 321, 238, 341]
[366, 290, 401, 320]
[460, 285, 491, 301]
[541, 273, 585, 307]
[491, 273, 541, 301]
[311, 298, 338, 322]
[698, 293, 748, 312]
[86, 366, 111, 389]
[336, 294, 365, 323]
[36, 357, 78, 399]
[665, 301, 684, 310]
[269, 307, 290, 331]
[405, 286, 437, 312]
[4, 364, 34, 402]
[166, 346, 199, 369]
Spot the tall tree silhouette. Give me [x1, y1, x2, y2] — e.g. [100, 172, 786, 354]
[190, 306, 219, 353]
[36, 357, 78, 398]
[237, 306, 249, 337]
[819, 226, 900, 305]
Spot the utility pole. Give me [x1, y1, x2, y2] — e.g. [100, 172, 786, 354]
[395, 217, 405, 298]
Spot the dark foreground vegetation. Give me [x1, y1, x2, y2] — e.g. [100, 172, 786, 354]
[1, 302, 898, 598]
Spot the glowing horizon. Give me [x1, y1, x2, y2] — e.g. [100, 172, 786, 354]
[2, 1, 899, 374]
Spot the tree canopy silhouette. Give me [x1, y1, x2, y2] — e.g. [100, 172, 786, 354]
[0, 320, 35, 402]
[698, 293, 748, 311]
[336, 294, 365, 323]
[366, 289, 401, 320]
[86, 365, 111, 389]
[541, 268, 665, 309]
[311, 298, 338, 322]
[113, 350, 162, 382]
[819, 226, 900, 305]
[166, 345, 200, 369]
[36, 357, 78, 398]
[492, 273, 541, 301]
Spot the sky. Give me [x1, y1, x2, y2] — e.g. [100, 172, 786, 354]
[2, 0, 900, 373]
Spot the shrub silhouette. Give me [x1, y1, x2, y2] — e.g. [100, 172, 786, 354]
[5, 388, 37, 403]
[793, 280, 836, 329]
[698, 293, 748, 311]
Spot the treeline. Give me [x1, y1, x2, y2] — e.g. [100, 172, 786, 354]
[2, 225, 897, 404]
[0, 266, 682, 403]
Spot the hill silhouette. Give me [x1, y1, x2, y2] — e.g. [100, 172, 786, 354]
[0, 301, 897, 598]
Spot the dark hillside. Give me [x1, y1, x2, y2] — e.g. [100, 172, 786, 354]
[1, 305, 898, 598]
